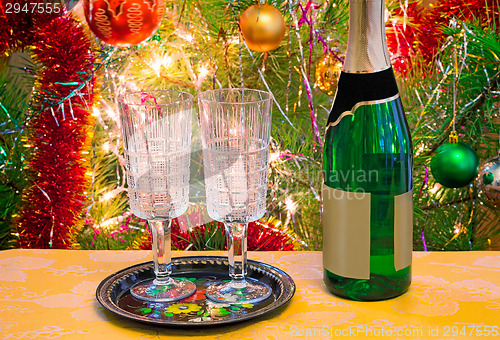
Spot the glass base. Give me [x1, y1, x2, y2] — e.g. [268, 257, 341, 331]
[206, 278, 272, 305]
[324, 268, 411, 301]
[130, 278, 196, 302]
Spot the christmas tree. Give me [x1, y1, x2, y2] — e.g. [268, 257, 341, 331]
[0, 0, 499, 251]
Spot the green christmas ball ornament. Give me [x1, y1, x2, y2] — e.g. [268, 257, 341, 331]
[483, 171, 495, 185]
[430, 142, 479, 188]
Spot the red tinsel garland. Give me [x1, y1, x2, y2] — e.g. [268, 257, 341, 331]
[387, 0, 499, 75]
[1, 1, 95, 248]
[386, 2, 421, 76]
[420, 0, 498, 63]
[130, 216, 299, 251]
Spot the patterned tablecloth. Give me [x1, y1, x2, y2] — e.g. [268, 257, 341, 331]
[1, 249, 500, 339]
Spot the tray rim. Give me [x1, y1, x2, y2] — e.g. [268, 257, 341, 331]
[96, 255, 296, 327]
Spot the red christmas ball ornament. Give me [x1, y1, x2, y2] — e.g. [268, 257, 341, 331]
[84, 0, 165, 47]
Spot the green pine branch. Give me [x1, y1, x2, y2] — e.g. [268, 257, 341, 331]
[0, 61, 35, 249]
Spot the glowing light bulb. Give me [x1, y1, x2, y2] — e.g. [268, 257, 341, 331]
[102, 142, 111, 152]
[284, 196, 298, 215]
[198, 64, 210, 78]
[429, 183, 441, 194]
[269, 152, 280, 163]
[102, 191, 116, 201]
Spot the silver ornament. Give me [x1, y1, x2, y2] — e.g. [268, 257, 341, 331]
[479, 156, 500, 207]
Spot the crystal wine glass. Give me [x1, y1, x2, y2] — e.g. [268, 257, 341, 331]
[118, 90, 196, 302]
[199, 88, 273, 304]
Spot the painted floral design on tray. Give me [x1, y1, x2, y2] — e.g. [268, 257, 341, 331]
[119, 277, 272, 323]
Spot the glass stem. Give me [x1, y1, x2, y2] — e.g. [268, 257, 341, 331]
[149, 219, 174, 286]
[225, 222, 248, 289]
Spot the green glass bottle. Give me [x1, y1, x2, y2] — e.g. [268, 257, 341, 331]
[322, 0, 413, 301]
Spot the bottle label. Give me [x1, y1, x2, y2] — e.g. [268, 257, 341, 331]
[322, 185, 371, 279]
[328, 94, 400, 127]
[394, 190, 413, 271]
[322, 185, 413, 279]
[327, 68, 399, 127]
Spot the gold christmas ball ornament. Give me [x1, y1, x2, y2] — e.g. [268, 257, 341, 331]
[315, 54, 342, 96]
[239, 4, 286, 53]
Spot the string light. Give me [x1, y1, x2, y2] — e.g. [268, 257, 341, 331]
[429, 183, 441, 194]
[284, 196, 298, 215]
[415, 144, 426, 156]
[97, 215, 126, 228]
[102, 142, 111, 153]
[102, 191, 116, 201]
[150, 53, 173, 76]
[176, 29, 195, 43]
[100, 187, 126, 203]
[269, 152, 280, 163]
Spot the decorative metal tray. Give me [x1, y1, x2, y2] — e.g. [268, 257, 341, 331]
[96, 256, 295, 327]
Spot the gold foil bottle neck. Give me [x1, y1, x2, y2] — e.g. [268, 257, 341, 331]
[343, 0, 391, 73]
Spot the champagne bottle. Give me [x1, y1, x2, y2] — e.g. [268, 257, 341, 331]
[322, 0, 413, 301]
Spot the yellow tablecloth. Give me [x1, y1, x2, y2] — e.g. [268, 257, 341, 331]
[1, 249, 500, 339]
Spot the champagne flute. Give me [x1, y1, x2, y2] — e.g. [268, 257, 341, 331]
[199, 88, 273, 304]
[118, 90, 196, 302]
